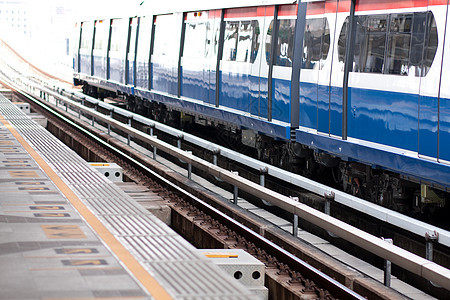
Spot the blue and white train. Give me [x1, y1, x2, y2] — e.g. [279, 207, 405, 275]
[74, 0, 450, 209]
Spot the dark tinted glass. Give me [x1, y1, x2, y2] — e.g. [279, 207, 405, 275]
[276, 19, 296, 67]
[339, 12, 438, 77]
[302, 18, 330, 69]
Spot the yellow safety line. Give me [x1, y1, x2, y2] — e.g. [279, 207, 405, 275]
[0, 115, 172, 300]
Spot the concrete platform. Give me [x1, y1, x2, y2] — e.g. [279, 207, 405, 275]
[0, 94, 254, 299]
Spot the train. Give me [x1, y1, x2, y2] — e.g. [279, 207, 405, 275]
[73, 0, 449, 215]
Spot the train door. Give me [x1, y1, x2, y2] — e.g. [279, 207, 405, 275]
[418, 8, 444, 160]
[126, 17, 138, 86]
[438, 4, 450, 162]
[181, 10, 219, 104]
[220, 7, 260, 113]
[79, 21, 94, 76]
[135, 16, 152, 90]
[317, 1, 336, 136]
[268, 5, 297, 123]
[299, 1, 337, 134]
[92, 20, 108, 79]
[152, 13, 182, 95]
[108, 18, 128, 83]
[248, 7, 267, 119]
[307, 0, 345, 137]
[73, 22, 81, 73]
[206, 10, 221, 105]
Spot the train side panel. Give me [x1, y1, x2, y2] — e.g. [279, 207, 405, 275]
[347, 8, 441, 155]
[79, 21, 94, 76]
[270, 5, 297, 123]
[299, 0, 346, 137]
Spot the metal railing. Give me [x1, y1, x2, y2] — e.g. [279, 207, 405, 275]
[3, 65, 450, 290]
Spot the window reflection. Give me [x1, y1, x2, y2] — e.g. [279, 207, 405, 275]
[302, 18, 329, 70]
[223, 20, 259, 63]
[339, 11, 438, 77]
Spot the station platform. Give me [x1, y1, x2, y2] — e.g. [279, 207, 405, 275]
[0, 94, 255, 299]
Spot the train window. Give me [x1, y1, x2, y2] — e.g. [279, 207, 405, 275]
[153, 14, 179, 58]
[136, 16, 152, 60]
[211, 20, 221, 58]
[73, 23, 81, 53]
[80, 21, 94, 50]
[94, 20, 108, 51]
[250, 20, 260, 63]
[223, 21, 239, 61]
[265, 21, 274, 65]
[276, 19, 296, 67]
[322, 19, 330, 63]
[184, 21, 208, 59]
[265, 19, 297, 67]
[302, 18, 329, 69]
[128, 18, 138, 57]
[338, 19, 348, 67]
[386, 14, 412, 75]
[423, 12, 438, 75]
[223, 20, 259, 63]
[236, 21, 252, 62]
[110, 19, 128, 53]
[354, 15, 388, 73]
[339, 11, 437, 77]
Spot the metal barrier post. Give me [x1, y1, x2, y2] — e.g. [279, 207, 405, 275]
[127, 117, 132, 145]
[186, 150, 192, 179]
[212, 149, 222, 182]
[260, 167, 271, 206]
[383, 238, 393, 287]
[324, 192, 338, 238]
[232, 171, 238, 204]
[108, 110, 112, 135]
[92, 104, 97, 127]
[293, 215, 299, 237]
[425, 231, 438, 261]
[177, 134, 183, 149]
[152, 136, 157, 160]
[149, 124, 154, 136]
[291, 197, 299, 237]
[425, 231, 440, 287]
[213, 149, 220, 166]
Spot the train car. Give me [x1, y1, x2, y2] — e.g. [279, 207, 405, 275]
[73, 0, 449, 212]
[296, 0, 449, 204]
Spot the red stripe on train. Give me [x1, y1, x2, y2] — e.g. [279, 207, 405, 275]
[307, 0, 447, 16]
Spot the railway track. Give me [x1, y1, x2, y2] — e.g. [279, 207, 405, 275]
[1, 46, 449, 298]
[0, 79, 365, 300]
